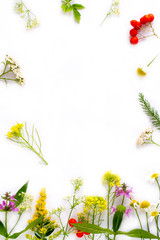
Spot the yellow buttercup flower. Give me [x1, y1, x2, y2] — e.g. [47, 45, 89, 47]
[137, 67, 146, 76]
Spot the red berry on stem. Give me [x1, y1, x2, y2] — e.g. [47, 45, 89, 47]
[130, 28, 138, 36]
[148, 13, 154, 22]
[84, 232, 90, 235]
[130, 20, 138, 27]
[69, 218, 77, 227]
[134, 21, 141, 29]
[130, 36, 139, 44]
[76, 231, 84, 238]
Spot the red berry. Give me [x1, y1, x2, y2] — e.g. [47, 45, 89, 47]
[140, 15, 150, 24]
[130, 28, 138, 36]
[76, 230, 84, 238]
[134, 21, 141, 29]
[68, 218, 77, 227]
[130, 20, 138, 27]
[130, 36, 139, 44]
[84, 232, 90, 235]
[148, 13, 154, 22]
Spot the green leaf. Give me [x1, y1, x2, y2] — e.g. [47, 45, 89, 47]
[117, 229, 159, 239]
[113, 211, 124, 232]
[61, 3, 73, 12]
[14, 181, 29, 207]
[45, 228, 55, 236]
[72, 4, 85, 10]
[139, 93, 160, 131]
[0, 221, 7, 237]
[73, 223, 114, 234]
[9, 216, 43, 239]
[73, 7, 81, 23]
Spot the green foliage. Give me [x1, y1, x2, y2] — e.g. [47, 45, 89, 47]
[73, 223, 159, 239]
[139, 93, 160, 131]
[9, 217, 43, 239]
[112, 211, 124, 232]
[0, 221, 7, 237]
[14, 181, 29, 207]
[61, 0, 85, 23]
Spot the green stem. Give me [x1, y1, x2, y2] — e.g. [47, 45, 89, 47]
[150, 140, 160, 147]
[107, 186, 111, 240]
[155, 217, 159, 237]
[9, 214, 22, 235]
[20, 136, 48, 165]
[147, 53, 160, 67]
[135, 209, 143, 240]
[146, 212, 150, 232]
[121, 195, 125, 205]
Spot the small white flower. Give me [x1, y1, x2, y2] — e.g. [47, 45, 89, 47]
[148, 204, 160, 222]
[136, 127, 153, 146]
[145, 171, 159, 183]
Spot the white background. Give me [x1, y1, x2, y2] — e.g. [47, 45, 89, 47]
[0, 0, 160, 238]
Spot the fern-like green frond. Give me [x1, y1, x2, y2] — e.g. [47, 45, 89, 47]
[138, 93, 160, 131]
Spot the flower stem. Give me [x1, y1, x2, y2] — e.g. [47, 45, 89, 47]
[20, 135, 48, 165]
[151, 140, 160, 147]
[146, 212, 150, 232]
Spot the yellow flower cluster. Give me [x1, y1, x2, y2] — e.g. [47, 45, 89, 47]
[102, 171, 120, 187]
[7, 123, 23, 139]
[84, 196, 107, 213]
[130, 199, 139, 208]
[28, 188, 58, 237]
[140, 201, 150, 209]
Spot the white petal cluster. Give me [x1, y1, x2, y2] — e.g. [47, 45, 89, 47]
[136, 127, 153, 146]
[18, 193, 33, 214]
[111, 0, 120, 15]
[5, 55, 24, 85]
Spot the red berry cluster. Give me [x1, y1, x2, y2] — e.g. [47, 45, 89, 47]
[68, 218, 90, 238]
[129, 14, 155, 44]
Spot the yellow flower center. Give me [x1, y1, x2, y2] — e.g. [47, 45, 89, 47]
[140, 201, 150, 209]
[151, 211, 159, 217]
[151, 173, 159, 179]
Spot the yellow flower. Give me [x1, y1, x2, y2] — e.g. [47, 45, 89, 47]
[84, 196, 107, 213]
[137, 67, 146, 76]
[140, 201, 150, 209]
[7, 131, 13, 139]
[130, 199, 139, 208]
[151, 173, 159, 179]
[102, 171, 120, 187]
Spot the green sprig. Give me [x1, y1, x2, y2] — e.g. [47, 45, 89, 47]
[61, 0, 85, 23]
[139, 93, 160, 131]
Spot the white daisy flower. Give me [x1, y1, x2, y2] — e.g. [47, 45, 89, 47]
[145, 171, 159, 183]
[148, 204, 160, 222]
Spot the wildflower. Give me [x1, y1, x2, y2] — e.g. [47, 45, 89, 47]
[84, 196, 107, 213]
[137, 67, 147, 76]
[71, 177, 83, 192]
[28, 188, 58, 239]
[130, 199, 139, 209]
[18, 193, 33, 215]
[102, 171, 120, 187]
[146, 171, 159, 183]
[140, 200, 150, 211]
[111, 206, 131, 217]
[101, 0, 120, 24]
[115, 184, 132, 198]
[136, 127, 153, 145]
[148, 204, 160, 222]
[15, 1, 39, 30]
[7, 122, 48, 165]
[0, 193, 19, 212]
[0, 55, 24, 85]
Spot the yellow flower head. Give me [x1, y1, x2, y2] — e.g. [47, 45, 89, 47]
[140, 201, 150, 209]
[102, 171, 120, 187]
[84, 196, 107, 213]
[8, 123, 23, 138]
[151, 173, 159, 179]
[130, 199, 139, 208]
[7, 131, 13, 139]
[137, 67, 146, 76]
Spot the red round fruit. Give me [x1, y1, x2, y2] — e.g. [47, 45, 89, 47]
[134, 21, 141, 29]
[76, 230, 84, 238]
[84, 232, 90, 235]
[130, 20, 138, 27]
[140, 16, 146, 24]
[130, 28, 138, 36]
[130, 36, 139, 44]
[68, 218, 77, 227]
[148, 13, 154, 22]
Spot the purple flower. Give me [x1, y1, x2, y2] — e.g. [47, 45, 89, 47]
[0, 194, 19, 212]
[125, 209, 132, 217]
[115, 186, 133, 198]
[110, 206, 116, 214]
